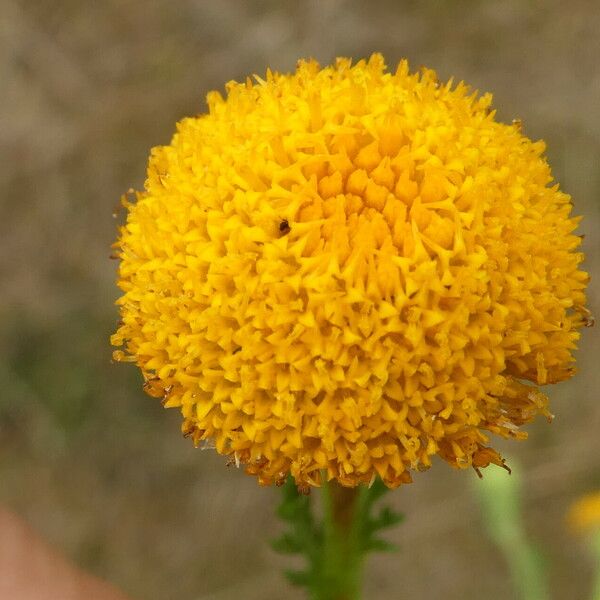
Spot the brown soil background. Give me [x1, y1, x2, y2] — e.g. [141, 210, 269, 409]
[1, 1, 599, 598]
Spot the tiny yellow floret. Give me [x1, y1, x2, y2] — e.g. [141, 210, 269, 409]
[112, 54, 589, 488]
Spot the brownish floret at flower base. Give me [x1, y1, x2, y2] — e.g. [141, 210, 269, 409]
[112, 54, 589, 488]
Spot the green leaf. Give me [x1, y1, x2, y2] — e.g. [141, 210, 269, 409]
[364, 538, 399, 553]
[364, 477, 390, 505]
[284, 569, 312, 587]
[271, 532, 304, 554]
[370, 506, 404, 531]
[272, 476, 324, 594]
[356, 477, 403, 556]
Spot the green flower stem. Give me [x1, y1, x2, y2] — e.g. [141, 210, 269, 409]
[273, 476, 403, 600]
[500, 534, 548, 600]
[474, 462, 549, 600]
[320, 481, 364, 600]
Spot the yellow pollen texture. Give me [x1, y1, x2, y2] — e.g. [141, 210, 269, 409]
[112, 54, 589, 488]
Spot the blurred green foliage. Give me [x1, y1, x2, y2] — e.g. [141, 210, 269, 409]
[1, 1, 599, 599]
[475, 462, 549, 600]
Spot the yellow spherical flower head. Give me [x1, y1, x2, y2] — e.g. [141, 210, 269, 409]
[112, 54, 589, 488]
[568, 492, 600, 536]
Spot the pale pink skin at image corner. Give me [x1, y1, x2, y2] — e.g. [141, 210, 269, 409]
[0, 507, 130, 600]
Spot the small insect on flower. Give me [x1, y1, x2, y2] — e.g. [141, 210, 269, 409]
[112, 54, 590, 490]
[279, 219, 290, 234]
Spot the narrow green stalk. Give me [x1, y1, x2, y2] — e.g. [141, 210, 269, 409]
[320, 481, 364, 600]
[273, 475, 403, 600]
[500, 533, 548, 600]
[474, 461, 549, 600]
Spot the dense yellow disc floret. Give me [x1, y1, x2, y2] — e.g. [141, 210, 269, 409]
[112, 54, 589, 488]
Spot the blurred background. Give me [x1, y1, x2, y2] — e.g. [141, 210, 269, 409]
[1, 1, 599, 598]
